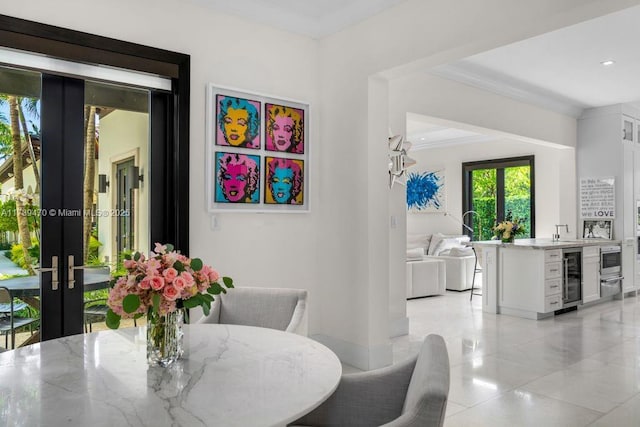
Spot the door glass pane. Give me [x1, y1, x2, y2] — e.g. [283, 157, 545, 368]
[0, 65, 42, 349]
[83, 81, 150, 333]
[504, 165, 532, 238]
[471, 168, 496, 241]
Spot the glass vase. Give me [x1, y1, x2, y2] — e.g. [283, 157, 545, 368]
[147, 308, 184, 367]
[501, 236, 515, 243]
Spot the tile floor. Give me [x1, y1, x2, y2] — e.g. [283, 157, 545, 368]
[390, 290, 640, 426]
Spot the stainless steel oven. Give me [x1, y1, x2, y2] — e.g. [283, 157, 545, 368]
[600, 245, 622, 297]
[600, 245, 621, 276]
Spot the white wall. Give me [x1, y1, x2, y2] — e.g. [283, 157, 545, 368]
[4, 0, 636, 370]
[406, 139, 576, 239]
[98, 110, 150, 264]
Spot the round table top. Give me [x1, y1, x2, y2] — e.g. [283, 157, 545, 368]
[0, 324, 342, 427]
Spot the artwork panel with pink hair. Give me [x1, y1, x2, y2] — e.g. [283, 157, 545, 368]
[215, 152, 261, 203]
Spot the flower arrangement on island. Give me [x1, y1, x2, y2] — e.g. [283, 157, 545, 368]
[106, 242, 233, 329]
[492, 212, 527, 243]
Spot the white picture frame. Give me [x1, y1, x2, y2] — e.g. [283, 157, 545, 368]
[206, 84, 310, 213]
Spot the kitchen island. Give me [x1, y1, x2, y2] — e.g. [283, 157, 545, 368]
[472, 238, 622, 319]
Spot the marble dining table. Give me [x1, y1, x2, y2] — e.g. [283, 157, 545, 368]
[0, 324, 342, 427]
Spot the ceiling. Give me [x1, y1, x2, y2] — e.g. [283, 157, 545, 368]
[411, 5, 640, 149]
[187, 0, 406, 39]
[186, 2, 640, 149]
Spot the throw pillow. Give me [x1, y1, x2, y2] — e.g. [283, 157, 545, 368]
[427, 233, 446, 256]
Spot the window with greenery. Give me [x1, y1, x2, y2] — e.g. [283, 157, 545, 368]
[462, 156, 535, 241]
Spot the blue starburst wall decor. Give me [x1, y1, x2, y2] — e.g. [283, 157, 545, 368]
[406, 169, 446, 212]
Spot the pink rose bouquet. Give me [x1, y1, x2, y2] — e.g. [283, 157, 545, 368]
[106, 242, 233, 329]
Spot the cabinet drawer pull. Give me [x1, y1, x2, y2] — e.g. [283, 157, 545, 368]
[550, 285, 558, 288]
[549, 269, 558, 272]
[550, 301, 559, 305]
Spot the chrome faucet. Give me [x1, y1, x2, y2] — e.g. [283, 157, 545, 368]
[553, 224, 569, 241]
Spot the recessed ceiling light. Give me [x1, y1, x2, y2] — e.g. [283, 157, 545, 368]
[420, 137, 425, 140]
[601, 59, 616, 67]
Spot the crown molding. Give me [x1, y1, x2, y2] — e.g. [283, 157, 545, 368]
[429, 61, 586, 118]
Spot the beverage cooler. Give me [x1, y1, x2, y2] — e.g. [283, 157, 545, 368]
[562, 248, 582, 308]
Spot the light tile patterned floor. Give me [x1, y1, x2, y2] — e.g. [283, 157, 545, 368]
[393, 290, 640, 426]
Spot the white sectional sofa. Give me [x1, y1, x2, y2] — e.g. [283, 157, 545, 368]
[407, 233, 477, 293]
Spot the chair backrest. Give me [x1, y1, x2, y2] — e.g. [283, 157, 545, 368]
[217, 287, 307, 332]
[0, 287, 12, 305]
[401, 334, 450, 427]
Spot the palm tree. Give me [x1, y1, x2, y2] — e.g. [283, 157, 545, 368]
[83, 106, 97, 263]
[18, 97, 40, 194]
[8, 95, 34, 274]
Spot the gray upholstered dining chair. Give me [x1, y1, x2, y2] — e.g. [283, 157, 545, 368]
[291, 334, 450, 427]
[197, 287, 308, 335]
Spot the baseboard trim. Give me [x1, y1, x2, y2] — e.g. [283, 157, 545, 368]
[389, 316, 409, 338]
[310, 334, 393, 371]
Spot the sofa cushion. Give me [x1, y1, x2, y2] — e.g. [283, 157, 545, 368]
[432, 237, 460, 256]
[430, 234, 471, 256]
[406, 248, 425, 260]
[443, 246, 474, 257]
[407, 233, 431, 252]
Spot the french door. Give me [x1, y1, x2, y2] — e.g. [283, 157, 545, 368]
[0, 13, 190, 345]
[0, 63, 176, 343]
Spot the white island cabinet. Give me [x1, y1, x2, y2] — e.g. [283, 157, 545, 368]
[475, 239, 614, 320]
[498, 247, 562, 319]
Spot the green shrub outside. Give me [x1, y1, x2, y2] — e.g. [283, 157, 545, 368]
[472, 196, 531, 240]
[9, 238, 39, 269]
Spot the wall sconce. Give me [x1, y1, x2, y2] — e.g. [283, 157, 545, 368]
[98, 174, 109, 193]
[388, 135, 416, 188]
[128, 166, 144, 189]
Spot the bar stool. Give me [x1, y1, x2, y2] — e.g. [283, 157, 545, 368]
[469, 246, 482, 301]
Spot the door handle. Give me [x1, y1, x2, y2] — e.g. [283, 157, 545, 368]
[67, 255, 94, 289]
[36, 256, 59, 291]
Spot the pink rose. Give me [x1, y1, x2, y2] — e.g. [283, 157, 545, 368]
[162, 267, 178, 283]
[139, 276, 151, 290]
[173, 276, 187, 291]
[208, 268, 220, 282]
[180, 272, 194, 285]
[163, 285, 179, 301]
[123, 259, 137, 269]
[150, 276, 165, 291]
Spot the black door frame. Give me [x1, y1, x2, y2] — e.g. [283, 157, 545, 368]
[462, 155, 536, 239]
[0, 14, 190, 340]
[0, 13, 190, 252]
